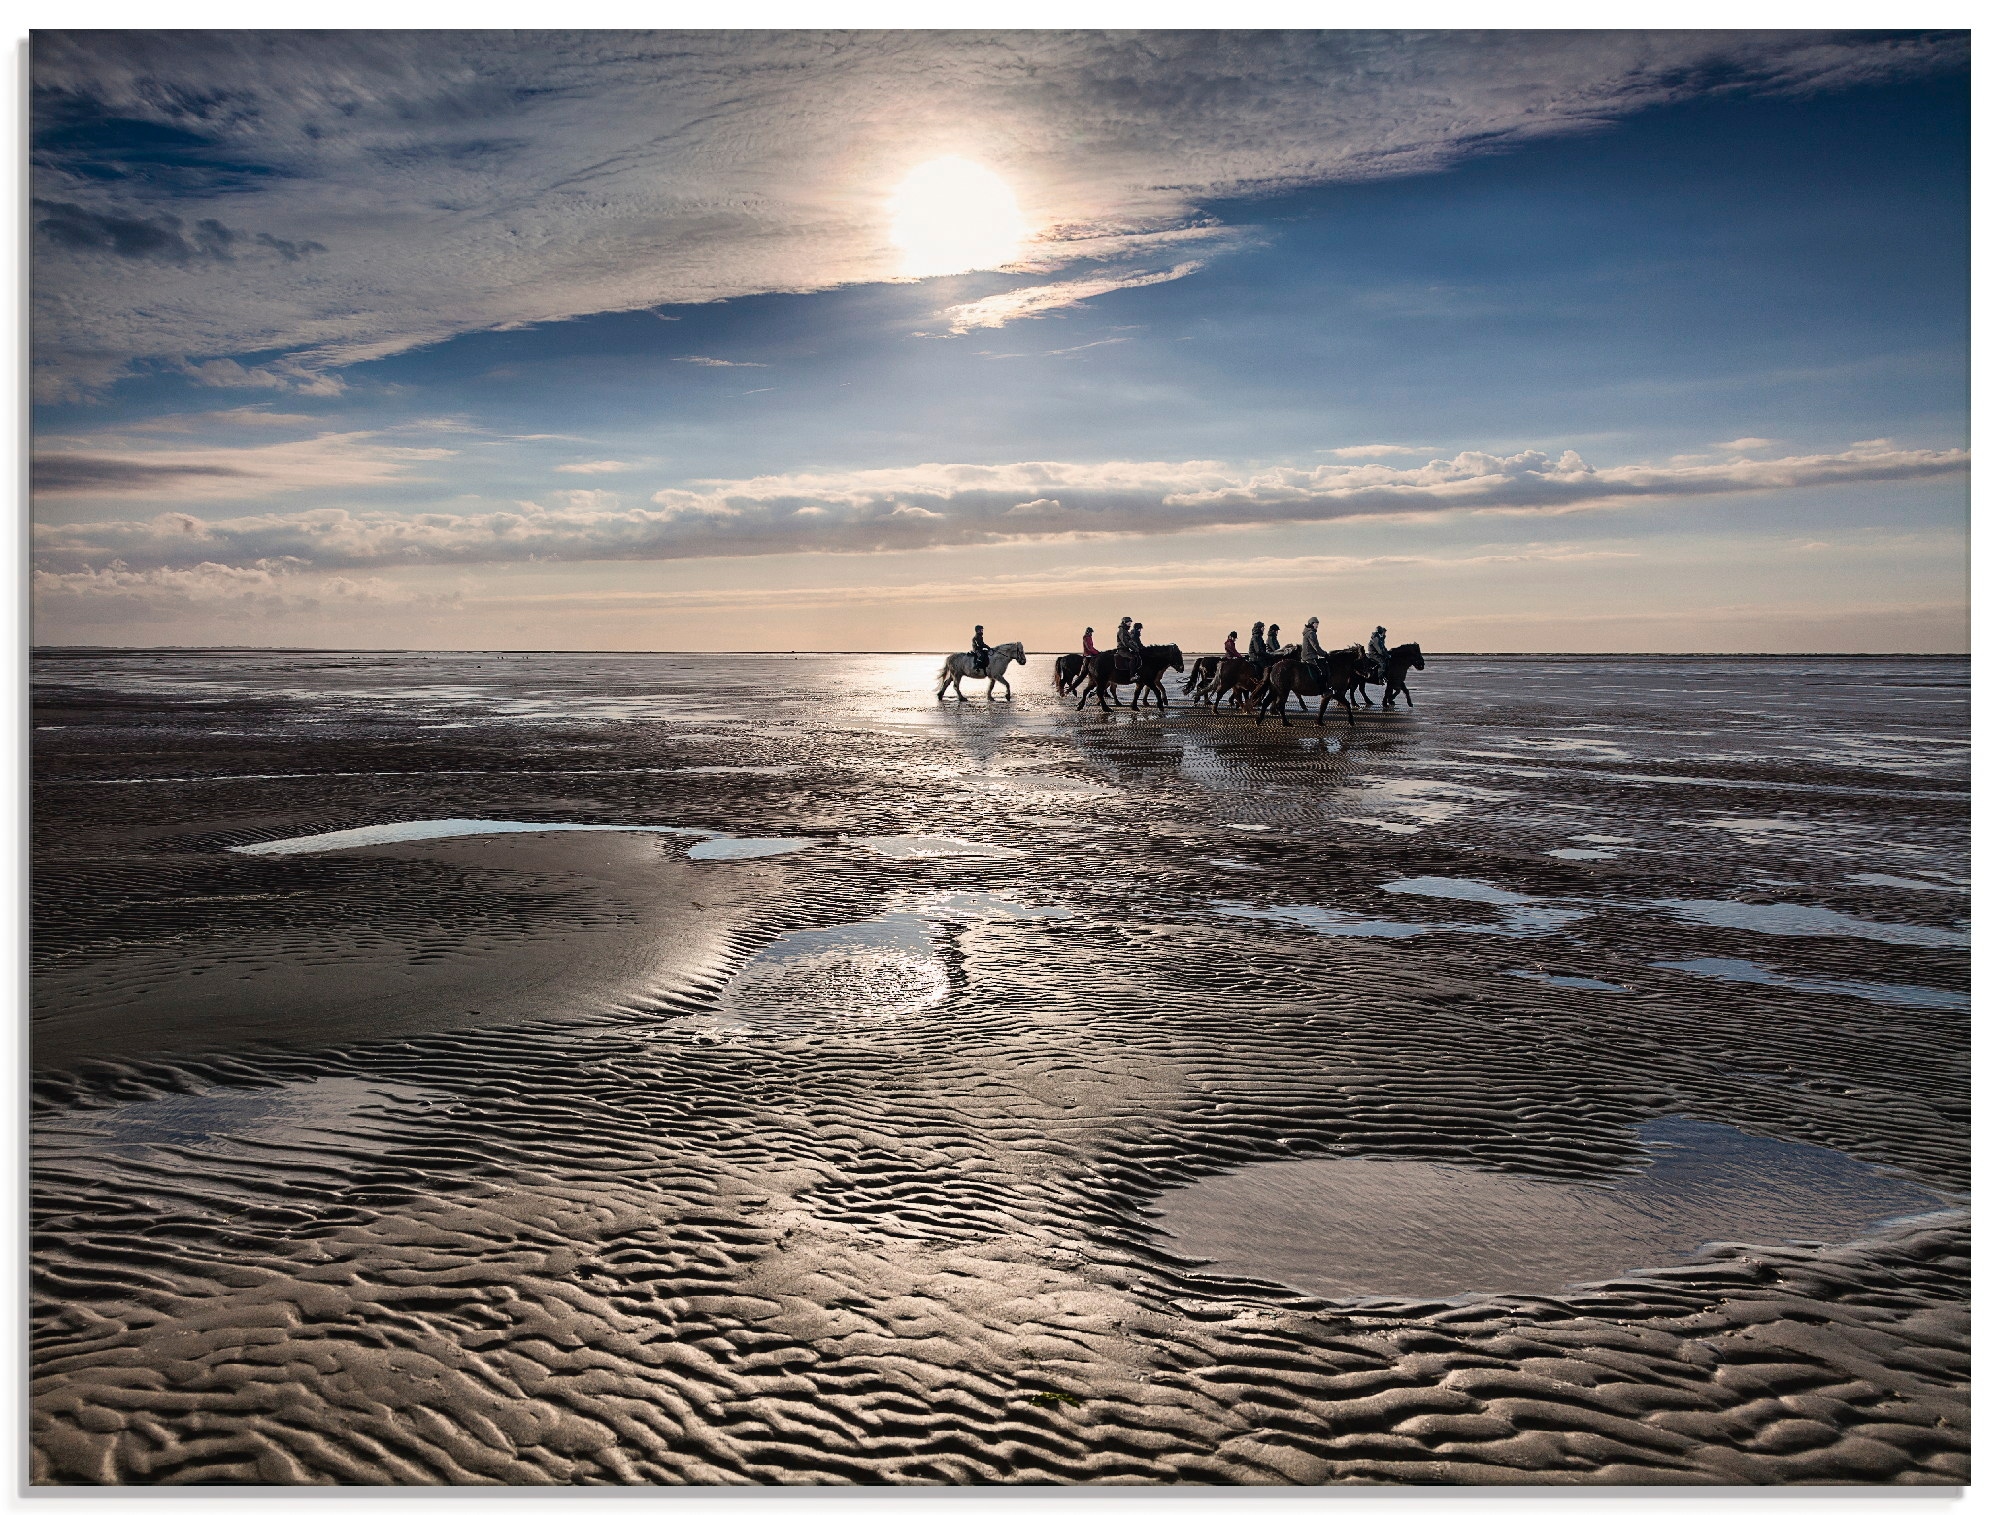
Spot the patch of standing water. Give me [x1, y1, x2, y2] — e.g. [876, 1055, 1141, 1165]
[1547, 848, 1617, 861]
[1148, 1116, 1957, 1303]
[690, 891, 1064, 1041]
[1657, 899, 1969, 949]
[34, 1078, 435, 1158]
[1383, 876, 1538, 906]
[849, 834, 1023, 859]
[1508, 971, 1628, 993]
[229, 819, 813, 862]
[230, 819, 716, 855]
[1658, 958, 1969, 1012]
[686, 837, 814, 860]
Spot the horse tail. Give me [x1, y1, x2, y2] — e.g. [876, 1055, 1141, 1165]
[937, 657, 956, 689]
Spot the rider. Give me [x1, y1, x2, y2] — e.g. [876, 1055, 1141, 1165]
[1222, 630, 1239, 660]
[1082, 626, 1098, 657]
[1367, 624, 1390, 681]
[1129, 621, 1146, 655]
[1267, 622, 1285, 657]
[1301, 616, 1326, 674]
[970, 624, 989, 675]
[1248, 621, 1267, 662]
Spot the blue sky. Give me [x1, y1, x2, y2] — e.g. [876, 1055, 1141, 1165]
[30, 31, 1969, 650]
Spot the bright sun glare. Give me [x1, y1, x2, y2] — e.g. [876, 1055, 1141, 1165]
[888, 156, 1026, 277]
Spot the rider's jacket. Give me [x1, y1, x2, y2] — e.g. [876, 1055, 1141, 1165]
[1223, 634, 1238, 658]
[1368, 631, 1389, 668]
[971, 630, 989, 668]
[1082, 631, 1098, 656]
[1118, 625, 1139, 655]
[1301, 625, 1325, 662]
[1248, 627, 1266, 657]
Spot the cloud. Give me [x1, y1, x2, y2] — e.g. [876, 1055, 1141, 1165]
[1713, 437, 1781, 451]
[32, 199, 326, 265]
[31, 431, 456, 501]
[674, 357, 767, 368]
[30, 31, 1965, 392]
[32, 443, 1967, 575]
[939, 264, 1206, 333]
[31, 559, 441, 624]
[554, 459, 639, 474]
[175, 357, 346, 396]
[1324, 444, 1431, 458]
[465, 545, 1644, 616]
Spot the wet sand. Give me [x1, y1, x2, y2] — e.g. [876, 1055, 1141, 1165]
[29, 650, 1969, 1485]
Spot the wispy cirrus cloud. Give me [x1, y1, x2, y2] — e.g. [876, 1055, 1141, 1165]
[32, 430, 456, 500]
[940, 263, 1206, 333]
[31, 30, 1966, 395]
[32, 443, 1967, 574]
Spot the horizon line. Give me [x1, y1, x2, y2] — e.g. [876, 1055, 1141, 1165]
[27, 646, 1971, 660]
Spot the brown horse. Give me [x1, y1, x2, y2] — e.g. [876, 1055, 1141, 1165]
[1182, 655, 1220, 698]
[1254, 648, 1367, 726]
[1076, 644, 1184, 710]
[1380, 642, 1426, 708]
[1202, 657, 1267, 712]
[1053, 652, 1089, 693]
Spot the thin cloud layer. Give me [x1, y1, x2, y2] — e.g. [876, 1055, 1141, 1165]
[33, 444, 1966, 575]
[33, 431, 456, 499]
[32, 30, 1965, 396]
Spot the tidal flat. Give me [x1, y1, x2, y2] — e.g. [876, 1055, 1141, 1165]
[29, 649, 1969, 1485]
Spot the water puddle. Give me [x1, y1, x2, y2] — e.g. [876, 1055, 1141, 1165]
[1546, 848, 1617, 861]
[686, 837, 814, 860]
[1658, 957, 1969, 1012]
[1658, 899, 1969, 949]
[1847, 872, 1966, 893]
[1214, 903, 1432, 939]
[231, 819, 715, 855]
[1149, 1116, 1957, 1303]
[1383, 877, 1538, 906]
[35, 1077, 434, 1158]
[1216, 893, 1584, 941]
[690, 891, 1062, 1039]
[1508, 971, 1627, 993]
[230, 818, 814, 863]
[849, 834, 1024, 860]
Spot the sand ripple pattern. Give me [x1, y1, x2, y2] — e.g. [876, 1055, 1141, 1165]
[31, 651, 1968, 1485]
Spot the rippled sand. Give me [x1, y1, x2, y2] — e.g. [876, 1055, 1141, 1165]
[30, 650, 1968, 1485]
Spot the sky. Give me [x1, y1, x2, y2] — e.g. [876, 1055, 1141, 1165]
[29, 29, 1970, 652]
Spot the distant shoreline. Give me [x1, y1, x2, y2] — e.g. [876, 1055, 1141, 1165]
[27, 647, 1973, 660]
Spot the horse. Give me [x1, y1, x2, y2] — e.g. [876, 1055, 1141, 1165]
[1182, 655, 1221, 698]
[1198, 657, 1264, 712]
[1052, 652, 1089, 694]
[1379, 642, 1425, 708]
[1253, 648, 1367, 727]
[937, 641, 1027, 701]
[1076, 644, 1183, 710]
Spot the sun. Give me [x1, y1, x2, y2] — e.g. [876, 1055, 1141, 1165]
[887, 157, 1026, 278]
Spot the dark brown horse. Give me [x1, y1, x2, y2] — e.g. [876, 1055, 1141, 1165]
[1253, 648, 1367, 726]
[1076, 644, 1184, 710]
[1202, 657, 1267, 712]
[1053, 652, 1089, 693]
[1380, 642, 1426, 708]
[1182, 655, 1220, 698]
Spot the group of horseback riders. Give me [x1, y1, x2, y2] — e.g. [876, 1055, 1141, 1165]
[1036, 615, 1392, 684]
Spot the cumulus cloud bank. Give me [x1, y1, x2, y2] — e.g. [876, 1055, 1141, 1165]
[32, 30, 1965, 396]
[32, 443, 1966, 575]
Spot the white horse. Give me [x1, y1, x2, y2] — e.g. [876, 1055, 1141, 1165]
[936, 641, 1027, 701]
